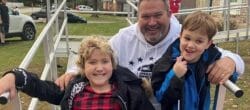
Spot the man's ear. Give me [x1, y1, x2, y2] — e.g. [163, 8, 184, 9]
[168, 11, 172, 17]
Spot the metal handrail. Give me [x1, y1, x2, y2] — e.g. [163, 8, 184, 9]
[0, 0, 68, 109]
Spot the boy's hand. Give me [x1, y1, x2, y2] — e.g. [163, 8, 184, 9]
[206, 57, 235, 84]
[173, 56, 187, 78]
[55, 73, 76, 91]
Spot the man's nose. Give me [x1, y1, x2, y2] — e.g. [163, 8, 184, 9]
[148, 17, 157, 26]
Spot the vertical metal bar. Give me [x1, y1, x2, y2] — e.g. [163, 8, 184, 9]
[226, 0, 230, 40]
[132, 6, 135, 23]
[64, 3, 70, 57]
[46, 0, 51, 22]
[215, 1, 229, 109]
[11, 94, 22, 110]
[223, 0, 227, 31]
[215, 86, 227, 110]
[247, 0, 250, 39]
[236, 32, 239, 54]
[54, 0, 59, 34]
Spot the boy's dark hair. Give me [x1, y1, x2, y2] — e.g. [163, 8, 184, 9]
[181, 11, 217, 40]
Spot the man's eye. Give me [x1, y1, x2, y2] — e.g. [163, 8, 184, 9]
[142, 16, 149, 19]
[155, 14, 162, 18]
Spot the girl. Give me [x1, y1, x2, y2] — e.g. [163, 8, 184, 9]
[0, 36, 154, 110]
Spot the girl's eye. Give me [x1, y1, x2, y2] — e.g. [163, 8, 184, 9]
[102, 59, 111, 64]
[88, 61, 96, 64]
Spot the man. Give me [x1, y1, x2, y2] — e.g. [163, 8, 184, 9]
[0, 0, 9, 45]
[56, 0, 244, 109]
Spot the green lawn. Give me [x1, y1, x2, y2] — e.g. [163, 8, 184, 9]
[0, 14, 249, 109]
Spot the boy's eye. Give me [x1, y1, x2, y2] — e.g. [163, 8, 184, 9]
[196, 40, 203, 44]
[184, 37, 190, 41]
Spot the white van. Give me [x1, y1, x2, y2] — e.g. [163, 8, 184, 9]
[7, 8, 36, 40]
[76, 5, 93, 11]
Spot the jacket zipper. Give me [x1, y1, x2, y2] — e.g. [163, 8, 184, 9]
[117, 95, 128, 110]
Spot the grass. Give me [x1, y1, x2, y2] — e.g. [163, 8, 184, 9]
[0, 14, 250, 109]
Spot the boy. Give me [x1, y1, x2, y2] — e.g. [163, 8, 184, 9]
[151, 11, 238, 110]
[0, 36, 154, 110]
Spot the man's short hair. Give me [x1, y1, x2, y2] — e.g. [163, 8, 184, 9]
[138, 0, 170, 12]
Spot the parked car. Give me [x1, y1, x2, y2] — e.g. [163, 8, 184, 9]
[7, 8, 36, 40]
[67, 12, 87, 23]
[75, 5, 93, 11]
[30, 8, 47, 20]
[31, 9, 87, 23]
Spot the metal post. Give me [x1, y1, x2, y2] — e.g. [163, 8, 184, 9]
[64, 3, 70, 57]
[223, 0, 227, 31]
[226, 0, 230, 40]
[46, 0, 51, 22]
[208, 0, 213, 15]
[55, 0, 59, 34]
[247, 0, 250, 39]
[236, 32, 239, 54]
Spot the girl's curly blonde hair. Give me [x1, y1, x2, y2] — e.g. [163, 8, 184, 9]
[76, 36, 117, 75]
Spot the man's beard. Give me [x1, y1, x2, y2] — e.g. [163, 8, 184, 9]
[146, 32, 163, 45]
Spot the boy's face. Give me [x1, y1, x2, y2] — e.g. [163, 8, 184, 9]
[84, 49, 113, 88]
[180, 29, 212, 63]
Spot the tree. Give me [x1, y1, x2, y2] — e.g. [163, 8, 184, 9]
[91, 0, 99, 17]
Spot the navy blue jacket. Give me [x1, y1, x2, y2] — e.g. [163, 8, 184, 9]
[152, 39, 221, 110]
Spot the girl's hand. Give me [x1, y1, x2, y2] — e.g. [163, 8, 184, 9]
[0, 73, 17, 100]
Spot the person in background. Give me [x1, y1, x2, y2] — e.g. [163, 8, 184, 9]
[152, 11, 240, 110]
[0, 36, 154, 110]
[0, 0, 9, 45]
[55, 0, 245, 109]
[13, 6, 19, 13]
[169, 0, 182, 13]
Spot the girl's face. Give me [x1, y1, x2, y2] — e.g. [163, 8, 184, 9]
[84, 49, 113, 88]
[180, 29, 212, 63]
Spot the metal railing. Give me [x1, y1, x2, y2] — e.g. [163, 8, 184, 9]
[0, 0, 69, 109]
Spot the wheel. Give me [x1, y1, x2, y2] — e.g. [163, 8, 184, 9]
[21, 23, 36, 40]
